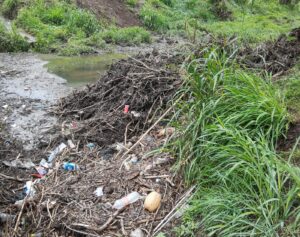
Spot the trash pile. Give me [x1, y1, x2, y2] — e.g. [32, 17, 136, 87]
[240, 27, 300, 76]
[1, 127, 190, 236]
[56, 51, 183, 146]
[0, 51, 191, 236]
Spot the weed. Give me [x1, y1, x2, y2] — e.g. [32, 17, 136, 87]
[140, 1, 171, 32]
[100, 26, 151, 45]
[1, 0, 19, 18]
[140, 0, 300, 43]
[170, 48, 300, 236]
[275, 63, 300, 122]
[0, 22, 29, 52]
[126, 0, 138, 7]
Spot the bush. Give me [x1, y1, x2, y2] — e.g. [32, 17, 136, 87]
[1, 0, 19, 18]
[16, 0, 101, 54]
[140, 3, 170, 32]
[126, 0, 138, 7]
[101, 27, 151, 45]
[0, 22, 29, 52]
[171, 48, 300, 236]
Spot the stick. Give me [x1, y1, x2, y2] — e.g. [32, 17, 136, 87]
[152, 185, 196, 236]
[0, 173, 26, 182]
[71, 208, 124, 233]
[119, 106, 173, 170]
[64, 223, 100, 237]
[129, 56, 163, 73]
[14, 195, 28, 233]
[97, 208, 123, 232]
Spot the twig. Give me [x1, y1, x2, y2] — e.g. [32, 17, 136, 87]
[14, 195, 28, 233]
[119, 106, 174, 170]
[71, 208, 124, 233]
[0, 173, 26, 182]
[64, 223, 100, 237]
[152, 185, 196, 236]
[129, 56, 163, 73]
[120, 218, 127, 236]
[98, 208, 124, 232]
[144, 175, 170, 179]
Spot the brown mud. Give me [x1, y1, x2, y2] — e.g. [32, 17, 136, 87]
[76, 0, 141, 27]
[240, 27, 300, 76]
[277, 121, 300, 151]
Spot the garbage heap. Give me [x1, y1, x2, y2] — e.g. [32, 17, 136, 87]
[1, 51, 192, 236]
[57, 51, 183, 146]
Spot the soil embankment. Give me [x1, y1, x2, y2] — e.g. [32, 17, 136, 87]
[76, 0, 141, 27]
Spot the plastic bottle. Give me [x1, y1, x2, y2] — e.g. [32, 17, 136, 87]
[113, 191, 141, 209]
[63, 162, 79, 171]
[23, 181, 36, 197]
[48, 143, 67, 163]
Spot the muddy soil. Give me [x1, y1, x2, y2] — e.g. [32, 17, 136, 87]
[76, 0, 141, 27]
[0, 53, 71, 150]
[240, 27, 300, 76]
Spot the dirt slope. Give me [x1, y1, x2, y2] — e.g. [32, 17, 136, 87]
[76, 0, 141, 27]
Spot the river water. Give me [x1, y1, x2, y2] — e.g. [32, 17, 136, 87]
[0, 52, 125, 150]
[40, 53, 125, 87]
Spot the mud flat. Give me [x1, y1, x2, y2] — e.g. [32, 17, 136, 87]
[0, 53, 71, 150]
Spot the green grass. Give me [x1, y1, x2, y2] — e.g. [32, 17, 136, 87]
[126, 0, 138, 7]
[6, 0, 151, 55]
[100, 26, 151, 45]
[1, 0, 19, 18]
[275, 63, 300, 122]
[0, 21, 29, 52]
[170, 48, 300, 236]
[140, 0, 300, 43]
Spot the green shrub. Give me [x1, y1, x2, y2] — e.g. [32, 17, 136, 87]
[140, 3, 170, 32]
[1, 0, 19, 18]
[58, 40, 94, 56]
[0, 22, 29, 52]
[101, 26, 151, 45]
[126, 0, 138, 7]
[170, 48, 300, 236]
[16, 0, 101, 54]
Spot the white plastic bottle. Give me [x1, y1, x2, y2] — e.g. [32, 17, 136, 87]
[113, 191, 141, 209]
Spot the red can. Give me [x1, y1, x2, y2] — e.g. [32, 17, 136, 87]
[124, 105, 129, 113]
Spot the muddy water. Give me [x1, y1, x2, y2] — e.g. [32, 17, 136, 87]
[0, 53, 124, 150]
[0, 53, 71, 150]
[40, 53, 125, 87]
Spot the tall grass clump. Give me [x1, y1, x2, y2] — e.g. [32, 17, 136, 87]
[14, 0, 151, 54]
[1, 0, 19, 18]
[140, 1, 170, 32]
[0, 22, 29, 52]
[100, 26, 151, 45]
[171, 48, 300, 236]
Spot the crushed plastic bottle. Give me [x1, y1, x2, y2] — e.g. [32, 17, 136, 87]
[23, 181, 36, 197]
[48, 143, 67, 163]
[86, 143, 95, 150]
[94, 187, 104, 197]
[63, 162, 79, 171]
[112, 191, 141, 210]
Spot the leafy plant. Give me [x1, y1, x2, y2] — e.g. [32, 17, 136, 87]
[0, 22, 29, 52]
[170, 48, 300, 236]
[1, 0, 19, 18]
[126, 0, 138, 7]
[100, 26, 151, 45]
